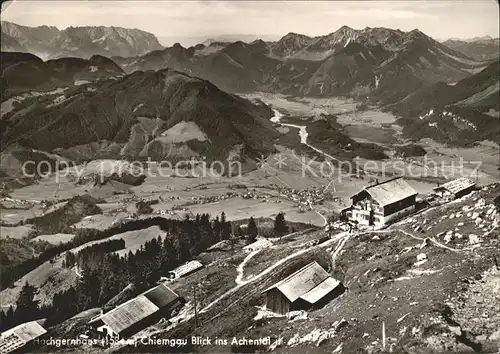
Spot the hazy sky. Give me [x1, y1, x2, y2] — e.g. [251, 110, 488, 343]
[2, 0, 499, 45]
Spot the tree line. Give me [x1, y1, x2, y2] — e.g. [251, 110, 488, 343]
[0, 213, 231, 290]
[244, 212, 289, 243]
[0, 212, 233, 330]
[0, 211, 291, 331]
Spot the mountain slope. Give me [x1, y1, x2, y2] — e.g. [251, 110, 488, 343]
[383, 61, 499, 146]
[1, 68, 278, 164]
[443, 37, 500, 61]
[1, 21, 164, 59]
[120, 26, 488, 103]
[1, 52, 124, 99]
[387, 60, 500, 116]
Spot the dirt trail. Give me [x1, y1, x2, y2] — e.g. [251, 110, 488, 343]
[201, 231, 348, 313]
[74, 266, 84, 278]
[398, 229, 463, 253]
[235, 250, 260, 285]
[331, 233, 351, 264]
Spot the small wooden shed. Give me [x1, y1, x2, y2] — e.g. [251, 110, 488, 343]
[263, 261, 344, 315]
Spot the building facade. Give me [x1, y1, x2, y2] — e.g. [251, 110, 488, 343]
[342, 178, 417, 228]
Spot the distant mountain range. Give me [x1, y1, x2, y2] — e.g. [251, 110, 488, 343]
[1, 24, 498, 169]
[386, 60, 499, 145]
[158, 34, 279, 47]
[112, 26, 491, 101]
[1, 21, 164, 60]
[442, 37, 499, 61]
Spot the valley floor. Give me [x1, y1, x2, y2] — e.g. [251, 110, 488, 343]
[0, 93, 498, 354]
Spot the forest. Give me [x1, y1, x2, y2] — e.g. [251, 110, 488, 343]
[0, 212, 233, 331]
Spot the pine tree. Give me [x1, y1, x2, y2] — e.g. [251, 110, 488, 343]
[15, 282, 39, 323]
[2, 305, 15, 330]
[220, 212, 231, 240]
[247, 217, 258, 244]
[76, 270, 101, 310]
[64, 251, 76, 268]
[274, 212, 288, 236]
[213, 215, 220, 240]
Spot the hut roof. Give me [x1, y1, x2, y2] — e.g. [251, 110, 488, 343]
[0, 320, 46, 354]
[263, 261, 341, 304]
[352, 178, 417, 207]
[142, 283, 179, 308]
[433, 178, 476, 195]
[99, 295, 159, 334]
[168, 260, 203, 278]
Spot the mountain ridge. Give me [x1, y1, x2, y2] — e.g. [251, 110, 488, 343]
[1, 65, 278, 167]
[111, 25, 489, 101]
[1, 21, 164, 60]
[442, 37, 499, 61]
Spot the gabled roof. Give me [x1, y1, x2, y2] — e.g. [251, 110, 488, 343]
[299, 277, 341, 304]
[142, 283, 180, 308]
[90, 283, 180, 335]
[0, 320, 46, 354]
[100, 295, 159, 334]
[263, 261, 341, 304]
[168, 260, 203, 278]
[433, 178, 475, 195]
[352, 178, 417, 207]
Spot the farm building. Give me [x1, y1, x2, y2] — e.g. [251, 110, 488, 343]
[167, 260, 203, 280]
[0, 320, 46, 354]
[89, 283, 184, 338]
[341, 177, 417, 227]
[263, 261, 344, 315]
[433, 178, 476, 200]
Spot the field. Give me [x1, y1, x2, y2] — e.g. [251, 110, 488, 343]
[1, 204, 45, 224]
[0, 225, 34, 239]
[343, 124, 400, 145]
[0, 256, 76, 308]
[0, 226, 167, 309]
[179, 196, 324, 226]
[70, 225, 166, 256]
[336, 109, 398, 127]
[241, 93, 358, 116]
[72, 213, 130, 230]
[31, 233, 75, 245]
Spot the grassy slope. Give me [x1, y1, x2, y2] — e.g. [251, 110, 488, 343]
[114, 183, 499, 353]
[17, 184, 500, 353]
[26, 195, 103, 234]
